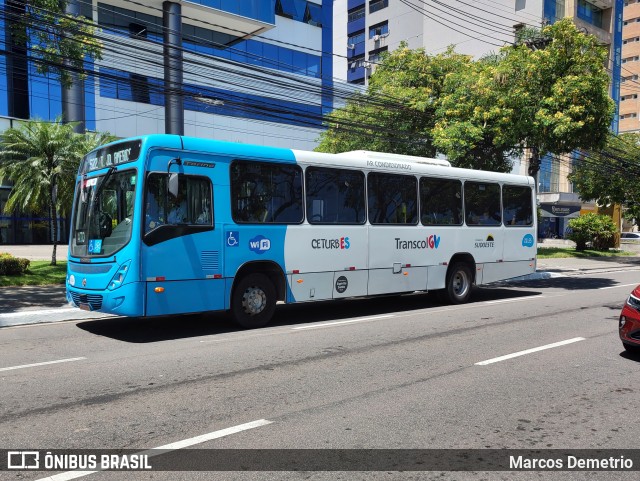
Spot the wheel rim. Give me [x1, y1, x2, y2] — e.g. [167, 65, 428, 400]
[242, 286, 267, 315]
[452, 270, 469, 298]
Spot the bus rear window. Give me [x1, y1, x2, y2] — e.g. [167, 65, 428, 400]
[231, 161, 303, 224]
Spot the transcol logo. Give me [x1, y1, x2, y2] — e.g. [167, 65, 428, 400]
[249, 235, 271, 254]
[395, 235, 441, 250]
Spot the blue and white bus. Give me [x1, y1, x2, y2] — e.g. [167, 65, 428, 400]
[66, 135, 537, 328]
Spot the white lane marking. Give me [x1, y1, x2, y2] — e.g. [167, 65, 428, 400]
[0, 308, 76, 319]
[292, 314, 395, 330]
[475, 337, 586, 366]
[34, 419, 273, 481]
[598, 283, 639, 290]
[0, 357, 86, 372]
[483, 296, 543, 305]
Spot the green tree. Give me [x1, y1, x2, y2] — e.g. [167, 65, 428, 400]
[432, 56, 516, 172]
[436, 19, 614, 176]
[569, 133, 640, 225]
[316, 45, 471, 158]
[9, 0, 102, 87]
[0, 120, 115, 265]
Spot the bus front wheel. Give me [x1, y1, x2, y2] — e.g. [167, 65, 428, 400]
[443, 262, 472, 304]
[231, 273, 276, 329]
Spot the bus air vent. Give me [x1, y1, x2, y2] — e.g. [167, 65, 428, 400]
[69, 263, 112, 274]
[70, 292, 103, 310]
[201, 251, 220, 270]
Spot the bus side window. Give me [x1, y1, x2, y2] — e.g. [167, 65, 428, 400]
[420, 177, 463, 226]
[368, 172, 418, 225]
[464, 182, 501, 226]
[503, 185, 533, 226]
[305, 167, 365, 225]
[144, 174, 213, 232]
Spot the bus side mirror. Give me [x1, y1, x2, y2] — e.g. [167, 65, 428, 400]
[168, 172, 180, 198]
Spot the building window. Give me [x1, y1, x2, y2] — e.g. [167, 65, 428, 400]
[128, 22, 147, 39]
[620, 113, 638, 119]
[348, 5, 365, 22]
[275, 0, 296, 19]
[623, 37, 640, 44]
[348, 30, 366, 47]
[369, 0, 389, 13]
[622, 56, 640, 63]
[303, 2, 322, 27]
[368, 46, 388, 64]
[622, 74, 640, 83]
[349, 54, 365, 70]
[369, 21, 389, 38]
[577, 0, 603, 28]
[275, 0, 323, 27]
[621, 94, 639, 101]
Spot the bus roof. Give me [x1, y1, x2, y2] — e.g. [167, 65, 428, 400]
[98, 135, 533, 186]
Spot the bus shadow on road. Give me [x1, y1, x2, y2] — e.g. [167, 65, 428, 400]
[499, 276, 617, 290]
[75, 287, 541, 343]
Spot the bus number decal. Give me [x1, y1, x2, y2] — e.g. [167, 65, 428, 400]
[522, 234, 535, 247]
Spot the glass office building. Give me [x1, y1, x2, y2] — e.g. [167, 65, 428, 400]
[0, 0, 333, 244]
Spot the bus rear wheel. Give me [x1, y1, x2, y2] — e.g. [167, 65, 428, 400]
[442, 262, 472, 304]
[231, 273, 276, 329]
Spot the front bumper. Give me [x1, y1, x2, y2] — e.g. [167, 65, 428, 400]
[67, 281, 145, 317]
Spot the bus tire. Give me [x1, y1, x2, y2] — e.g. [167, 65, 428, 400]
[231, 273, 276, 329]
[443, 262, 472, 304]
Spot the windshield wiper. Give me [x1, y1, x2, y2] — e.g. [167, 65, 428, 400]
[94, 166, 116, 200]
[86, 166, 116, 249]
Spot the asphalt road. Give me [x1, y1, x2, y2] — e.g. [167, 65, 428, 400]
[1, 267, 640, 481]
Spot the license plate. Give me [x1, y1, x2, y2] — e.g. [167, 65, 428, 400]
[78, 303, 91, 311]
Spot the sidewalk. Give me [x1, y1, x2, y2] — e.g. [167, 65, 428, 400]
[1, 244, 67, 261]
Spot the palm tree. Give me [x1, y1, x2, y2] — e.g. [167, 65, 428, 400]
[0, 119, 115, 265]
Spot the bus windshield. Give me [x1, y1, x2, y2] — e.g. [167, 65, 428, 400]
[70, 169, 137, 258]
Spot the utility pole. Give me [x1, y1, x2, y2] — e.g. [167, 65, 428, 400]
[163, 1, 184, 135]
[61, 0, 86, 133]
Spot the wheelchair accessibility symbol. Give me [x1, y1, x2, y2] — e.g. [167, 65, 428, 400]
[226, 231, 239, 247]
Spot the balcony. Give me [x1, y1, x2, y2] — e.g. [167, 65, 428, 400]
[105, 0, 275, 41]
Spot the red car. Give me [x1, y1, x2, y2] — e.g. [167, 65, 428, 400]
[620, 285, 640, 353]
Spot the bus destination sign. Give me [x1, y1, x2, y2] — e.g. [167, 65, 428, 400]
[81, 140, 142, 174]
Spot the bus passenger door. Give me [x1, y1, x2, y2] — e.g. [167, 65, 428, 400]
[142, 151, 226, 316]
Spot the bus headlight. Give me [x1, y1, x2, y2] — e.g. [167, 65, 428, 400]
[108, 260, 131, 291]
